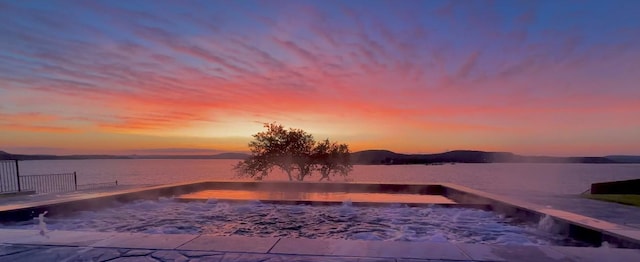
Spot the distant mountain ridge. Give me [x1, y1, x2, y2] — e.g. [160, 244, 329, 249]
[604, 155, 640, 163]
[350, 150, 637, 164]
[1, 150, 639, 164]
[0, 152, 250, 161]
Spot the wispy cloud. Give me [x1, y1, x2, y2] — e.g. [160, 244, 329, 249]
[1, 0, 639, 155]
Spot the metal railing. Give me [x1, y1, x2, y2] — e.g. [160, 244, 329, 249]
[0, 160, 21, 193]
[2, 160, 118, 194]
[19, 172, 77, 194]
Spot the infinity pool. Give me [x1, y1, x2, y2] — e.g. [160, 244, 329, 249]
[3, 198, 589, 246]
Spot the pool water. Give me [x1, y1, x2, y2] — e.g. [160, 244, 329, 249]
[2, 198, 590, 246]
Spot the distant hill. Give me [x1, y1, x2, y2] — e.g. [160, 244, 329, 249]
[350, 150, 408, 164]
[605, 155, 640, 163]
[1, 149, 638, 164]
[349, 150, 628, 165]
[129, 153, 249, 160]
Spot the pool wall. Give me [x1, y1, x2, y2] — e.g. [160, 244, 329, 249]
[1, 180, 639, 248]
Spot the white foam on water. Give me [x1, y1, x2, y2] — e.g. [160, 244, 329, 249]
[537, 214, 570, 237]
[36, 211, 49, 238]
[537, 215, 555, 232]
[2, 199, 591, 246]
[600, 241, 617, 248]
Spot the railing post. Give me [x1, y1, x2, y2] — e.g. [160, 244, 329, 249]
[74, 172, 77, 191]
[15, 160, 21, 192]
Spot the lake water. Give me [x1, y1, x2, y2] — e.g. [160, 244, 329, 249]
[18, 159, 640, 198]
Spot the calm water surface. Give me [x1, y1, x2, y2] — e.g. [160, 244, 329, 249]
[19, 159, 640, 198]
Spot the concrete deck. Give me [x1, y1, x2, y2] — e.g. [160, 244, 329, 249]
[1, 229, 639, 262]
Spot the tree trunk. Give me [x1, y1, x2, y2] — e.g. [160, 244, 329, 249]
[319, 170, 330, 181]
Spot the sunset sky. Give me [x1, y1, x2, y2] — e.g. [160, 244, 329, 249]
[1, 0, 639, 156]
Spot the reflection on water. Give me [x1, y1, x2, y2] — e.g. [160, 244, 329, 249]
[178, 190, 456, 204]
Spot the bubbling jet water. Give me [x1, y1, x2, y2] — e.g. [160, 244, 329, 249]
[36, 211, 49, 238]
[3, 200, 589, 246]
[537, 214, 569, 235]
[537, 214, 555, 232]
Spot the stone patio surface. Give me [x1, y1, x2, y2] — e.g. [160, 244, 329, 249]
[1, 229, 639, 262]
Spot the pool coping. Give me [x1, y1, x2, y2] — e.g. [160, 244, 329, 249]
[1, 180, 639, 253]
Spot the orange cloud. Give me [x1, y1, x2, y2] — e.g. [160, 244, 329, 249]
[1, 124, 79, 133]
[0, 112, 80, 133]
